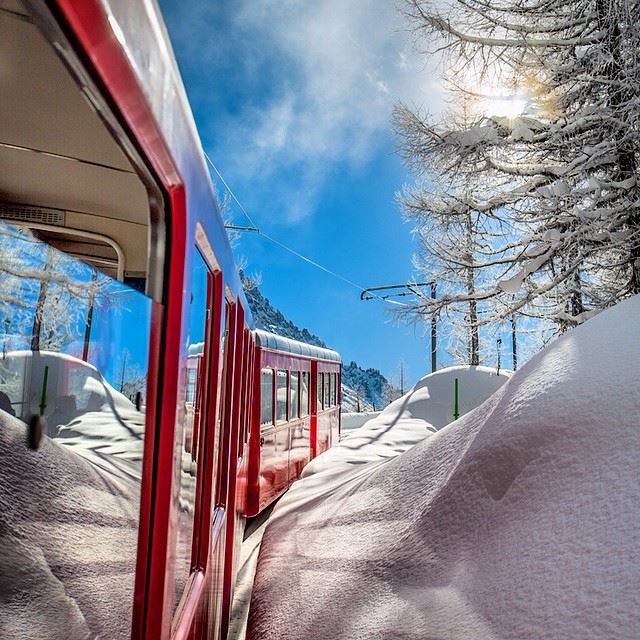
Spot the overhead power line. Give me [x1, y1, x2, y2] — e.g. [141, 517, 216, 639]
[203, 150, 406, 306]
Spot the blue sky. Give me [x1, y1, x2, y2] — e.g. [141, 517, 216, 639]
[158, 0, 444, 385]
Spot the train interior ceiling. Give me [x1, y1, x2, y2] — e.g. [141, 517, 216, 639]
[0, 0, 151, 290]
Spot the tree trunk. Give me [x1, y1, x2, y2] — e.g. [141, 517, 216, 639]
[464, 212, 480, 365]
[31, 246, 53, 351]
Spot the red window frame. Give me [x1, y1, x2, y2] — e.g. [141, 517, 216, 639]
[172, 246, 221, 631]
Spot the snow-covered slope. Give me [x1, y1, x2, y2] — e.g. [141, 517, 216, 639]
[340, 383, 374, 413]
[248, 296, 640, 640]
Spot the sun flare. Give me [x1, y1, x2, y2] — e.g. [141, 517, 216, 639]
[483, 95, 527, 118]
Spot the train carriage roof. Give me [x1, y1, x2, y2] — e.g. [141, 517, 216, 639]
[253, 330, 341, 364]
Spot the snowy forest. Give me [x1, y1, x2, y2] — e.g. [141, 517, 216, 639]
[395, 0, 639, 368]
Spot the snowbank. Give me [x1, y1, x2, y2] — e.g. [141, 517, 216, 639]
[380, 364, 510, 430]
[340, 411, 381, 434]
[248, 297, 640, 640]
[300, 365, 509, 482]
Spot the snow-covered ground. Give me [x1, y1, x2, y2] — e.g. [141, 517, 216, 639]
[248, 296, 640, 640]
[228, 518, 270, 640]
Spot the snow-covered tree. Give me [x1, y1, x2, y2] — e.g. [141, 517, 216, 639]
[396, 0, 640, 338]
[0, 224, 107, 353]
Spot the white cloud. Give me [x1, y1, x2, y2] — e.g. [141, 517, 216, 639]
[171, 0, 443, 224]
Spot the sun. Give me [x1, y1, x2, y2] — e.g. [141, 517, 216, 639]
[483, 95, 527, 118]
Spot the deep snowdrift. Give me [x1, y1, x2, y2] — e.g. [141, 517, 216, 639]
[248, 297, 640, 640]
[0, 413, 139, 639]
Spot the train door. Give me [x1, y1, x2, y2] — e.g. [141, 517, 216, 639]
[0, 5, 174, 640]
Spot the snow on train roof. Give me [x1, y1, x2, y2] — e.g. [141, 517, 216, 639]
[253, 330, 341, 363]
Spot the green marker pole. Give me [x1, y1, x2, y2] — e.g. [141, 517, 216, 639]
[39, 365, 49, 416]
[453, 377, 459, 421]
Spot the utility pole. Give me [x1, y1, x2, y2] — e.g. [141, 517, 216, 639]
[360, 280, 437, 373]
[430, 282, 437, 373]
[511, 313, 518, 371]
[399, 360, 404, 395]
[120, 352, 128, 392]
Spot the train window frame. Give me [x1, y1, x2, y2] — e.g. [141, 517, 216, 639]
[260, 368, 274, 427]
[323, 372, 330, 408]
[171, 246, 216, 618]
[317, 371, 323, 411]
[290, 371, 299, 420]
[276, 369, 288, 424]
[300, 371, 309, 417]
[329, 373, 335, 407]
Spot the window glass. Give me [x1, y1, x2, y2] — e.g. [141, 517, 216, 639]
[300, 371, 309, 417]
[276, 369, 287, 423]
[332, 373, 338, 406]
[324, 372, 330, 408]
[0, 221, 151, 638]
[260, 368, 273, 426]
[290, 371, 299, 420]
[317, 372, 323, 410]
[173, 249, 210, 614]
[328, 373, 334, 407]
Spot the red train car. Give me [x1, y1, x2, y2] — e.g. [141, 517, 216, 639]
[245, 330, 341, 516]
[0, 2, 340, 640]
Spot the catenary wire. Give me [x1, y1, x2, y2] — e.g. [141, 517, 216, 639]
[203, 150, 407, 306]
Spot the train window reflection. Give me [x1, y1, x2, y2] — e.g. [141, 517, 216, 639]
[300, 371, 309, 417]
[173, 249, 211, 615]
[0, 220, 151, 638]
[260, 368, 273, 426]
[276, 369, 287, 423]
[324, 373, 330, 408]
[290, 371, 299, 420]
[328, 373, 334, 407]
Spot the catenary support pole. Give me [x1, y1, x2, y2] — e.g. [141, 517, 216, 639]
[431, 282, 437, 373]
[511, 313, 517, 371]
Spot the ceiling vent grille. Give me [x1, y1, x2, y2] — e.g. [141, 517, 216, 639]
[0, 203, 65, 226]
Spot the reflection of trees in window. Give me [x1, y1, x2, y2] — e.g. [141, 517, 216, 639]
[276, 370, 287, 423]
[261, 368, 274, 425]
[290, 371, 299, 420]
[300, 372, 309, 417]
[0, 223, 108, 353]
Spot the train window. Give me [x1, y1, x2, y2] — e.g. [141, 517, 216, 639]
[276, 369, 288, 423]
[290, 371, 299, 420]
[328, 373, 334, 407]
[172, 249, 211, 614]
[332, 373, 338, 406]
[317, 372, 323, 410]
[0, 221, 152, 638]
[260, 368, 273, 426]
[300, 371, 309, 417]
[324, 372, 331, 408]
